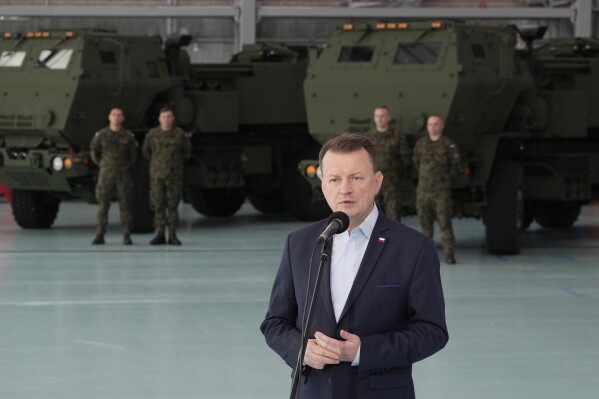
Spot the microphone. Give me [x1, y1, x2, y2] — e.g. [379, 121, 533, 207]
[316, 211, 350, 244]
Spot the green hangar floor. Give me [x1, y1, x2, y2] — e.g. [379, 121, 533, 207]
[0, 200, 597, 399]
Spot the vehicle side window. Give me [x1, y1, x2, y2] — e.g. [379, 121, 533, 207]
[393, 42, 441, 65]
[99, 51, 117, 64]
[338, 46, 374, 62]
[471, 44, 486, 59]
[0, 51, 26, 67]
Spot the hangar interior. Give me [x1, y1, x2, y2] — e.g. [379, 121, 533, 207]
[1, 1, 598, 398]
[0, 0, 597, 62]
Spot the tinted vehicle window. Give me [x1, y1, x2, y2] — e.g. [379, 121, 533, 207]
[393, 43, 441, 65]
[471, 44, 486, 59]
[100, 51, 117, 64]
[338, 46, 374, 62]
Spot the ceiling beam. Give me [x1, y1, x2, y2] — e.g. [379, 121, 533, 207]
[0, 6, 238, 19]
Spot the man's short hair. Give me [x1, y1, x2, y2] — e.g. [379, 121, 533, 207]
[109, 107, 124, 114]
[374, 105, 390, 113]
[427, 114, 444, 123]
[319, 133, 379, 172]
[159, 105, 176, 116]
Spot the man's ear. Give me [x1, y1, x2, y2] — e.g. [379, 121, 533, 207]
[374, 171, 383, 193]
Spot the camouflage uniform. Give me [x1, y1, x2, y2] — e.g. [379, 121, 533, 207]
[367, 127, 411, 221]
[413, 136, 461, 258]
[142, 127, 191, 236]
[90, 127, 138, 237]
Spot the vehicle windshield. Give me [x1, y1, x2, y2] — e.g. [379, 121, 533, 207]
[0, 51, 26, 67]
[38, 49, 73, 69]
[393, 42, 441, 65]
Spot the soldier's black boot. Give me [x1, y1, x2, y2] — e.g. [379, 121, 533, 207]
[445, 253, 456, 265]
[92, 234, 105, 245]
[123, 233, 133, 245]
[150, 230, 166, 245]
[168, 231, 181, 246]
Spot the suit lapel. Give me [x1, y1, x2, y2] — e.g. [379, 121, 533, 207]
[338, 214, 390, 323]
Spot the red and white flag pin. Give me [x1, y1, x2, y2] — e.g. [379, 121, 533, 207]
[378, 237, 386, 243]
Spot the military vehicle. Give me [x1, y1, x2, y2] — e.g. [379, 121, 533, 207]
[1, 22, 598, 255]
[299, 20, 599, 254]
[0, 29, 329, 234]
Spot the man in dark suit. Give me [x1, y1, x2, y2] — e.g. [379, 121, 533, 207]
[260, 133, 448, 399]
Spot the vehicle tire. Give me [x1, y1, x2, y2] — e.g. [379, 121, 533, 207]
[130, 157, 154, 233]
[187, 187, 246, 217]
[248, 190, 287, 214]
[282, 148, 330, 221]
[11, 190, 60, 229]
[535, 203, 581, 229]
[484, 161, 523, 255]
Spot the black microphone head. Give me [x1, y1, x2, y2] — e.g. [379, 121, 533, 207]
[328, 211, 350, 234]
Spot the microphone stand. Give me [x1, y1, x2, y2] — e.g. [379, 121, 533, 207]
[289, 239, 331, 399]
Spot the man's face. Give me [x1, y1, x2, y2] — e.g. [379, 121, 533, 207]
[108, 108, 125, 127]
[373, 108, 391, 132]
[427, 116, 444, 140]
[321, 148, 382, 231]
[159, 111, 175, 131]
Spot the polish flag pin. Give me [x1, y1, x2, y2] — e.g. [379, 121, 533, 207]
[378, 237, 386, 243]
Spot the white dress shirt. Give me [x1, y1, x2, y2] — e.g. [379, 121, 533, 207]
[330, 204, 378, 365]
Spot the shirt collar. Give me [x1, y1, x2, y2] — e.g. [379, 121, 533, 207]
[346, 203, 378, 241]
[359, 203, 379, 240]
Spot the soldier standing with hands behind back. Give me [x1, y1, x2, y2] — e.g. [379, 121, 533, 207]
[90, 107, 138, 245]
[366, 105, 411, 221]
[413, 115, 461, 264]
[142, 106, 191, 246]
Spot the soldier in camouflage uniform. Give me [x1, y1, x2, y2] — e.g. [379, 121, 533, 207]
[366, 106, 411, 221]
[413, 115, 461, 264]
[90, 107, 138, 245]
[142, 106, 192, 245]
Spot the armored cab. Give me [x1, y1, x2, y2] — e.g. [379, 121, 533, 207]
[301, 21, 599, 254]
[0, 30, 171, 230]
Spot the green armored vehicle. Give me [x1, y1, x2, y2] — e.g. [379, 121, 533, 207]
[299, 21, 599, 254]
[0, 30, 328, 232]
[0, 30, 172, 231]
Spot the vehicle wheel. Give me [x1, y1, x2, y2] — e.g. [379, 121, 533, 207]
[11, 190, 60, 229]
[187, 187, 246, 217]
[535, 203, 581, 229]
[248, 190, 287, 214]
[484, 161, 523, 255]
[130, 157, 154, 233]
[282, 148, 330, 221]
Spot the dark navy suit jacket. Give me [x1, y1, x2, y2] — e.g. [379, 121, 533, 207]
[260, 212, 448, 399]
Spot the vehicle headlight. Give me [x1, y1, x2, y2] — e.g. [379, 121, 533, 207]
[51, 157, 64, 171]
[316, 165, 322, 180]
